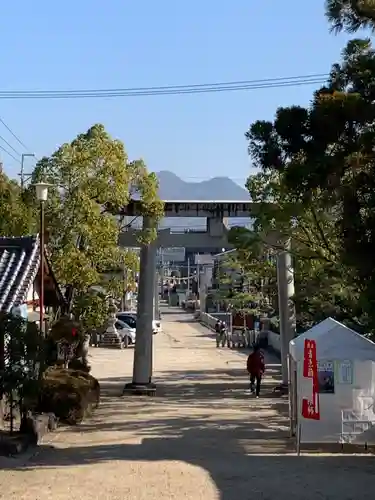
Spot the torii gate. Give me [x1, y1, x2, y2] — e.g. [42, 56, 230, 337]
[120, 200, 295, 395]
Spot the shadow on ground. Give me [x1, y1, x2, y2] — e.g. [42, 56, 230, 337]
[2, 367, 375, 499]
[171, 318, 200, 324]
[160, 308, 183, 316]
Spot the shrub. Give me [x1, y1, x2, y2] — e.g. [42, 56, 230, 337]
[49, 316, 83, 344]
[38, 367, 100, 425]
[0, 313, 44, 433]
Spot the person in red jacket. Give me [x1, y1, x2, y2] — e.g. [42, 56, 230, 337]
[246, 343, 265, 397]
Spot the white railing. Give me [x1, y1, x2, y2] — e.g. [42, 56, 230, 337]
[268, 331, 281, 355]
[200, 311, 232, 331]
[199, 311, 282, 355]
[341, 409, 375, 444]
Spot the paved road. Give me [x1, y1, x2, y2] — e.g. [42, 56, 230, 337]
[1, 307, 375, 499]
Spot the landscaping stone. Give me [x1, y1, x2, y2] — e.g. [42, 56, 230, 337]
[39, 367, 100, 425]
[0, 432, 31, 456]
[20, 412, 51, 445]
[0, 411, 58, 456]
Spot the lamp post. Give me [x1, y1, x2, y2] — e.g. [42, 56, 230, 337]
[34, 182, 51, 334]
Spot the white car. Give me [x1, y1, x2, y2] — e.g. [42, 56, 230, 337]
[116, 311, 162, 335]
[115, 319, 136, 348]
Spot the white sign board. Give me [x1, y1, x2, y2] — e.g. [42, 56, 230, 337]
[157, 247, 186, 262]
[195, 254, 214, 265]
[336, 360, 353, 384]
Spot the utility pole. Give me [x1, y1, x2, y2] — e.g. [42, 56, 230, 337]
[276, 238, 296, 387]
[197, 263, 200, 298]
[160, 249, 164, 298]
[122, 264, 128, 311]
[187, 257, 190, 294]
[20, 153, 35, 189]
[154, 268, 159, 320]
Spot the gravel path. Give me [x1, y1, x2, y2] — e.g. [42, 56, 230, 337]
[0, 307, 374, 499]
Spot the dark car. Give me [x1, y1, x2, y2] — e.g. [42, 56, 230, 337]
[116, 312, 137, 329]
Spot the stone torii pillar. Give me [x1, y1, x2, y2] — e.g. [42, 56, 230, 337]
[123, 216, 157, 396]
[276, 237, 296, 387]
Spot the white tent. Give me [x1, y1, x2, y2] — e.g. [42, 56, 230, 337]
[289, 318, 375, 446]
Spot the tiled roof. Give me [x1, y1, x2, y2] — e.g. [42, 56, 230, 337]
[0, 235, 41, 313]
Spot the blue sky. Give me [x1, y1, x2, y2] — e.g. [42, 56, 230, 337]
[0, 1, 352, 185]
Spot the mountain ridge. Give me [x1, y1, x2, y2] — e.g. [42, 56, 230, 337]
[127, 171, 252, 230]
[155, 170, 249, 201]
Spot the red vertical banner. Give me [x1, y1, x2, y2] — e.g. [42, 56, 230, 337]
[301, 339, 320, 420]
[303, 339, 317, 378]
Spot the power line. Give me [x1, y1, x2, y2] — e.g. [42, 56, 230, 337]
[0, 143, 21, 164]
[0, 79, 327, 99]
[3, 73, 328, 94]
[0, 117, 29, 151]
[0, 133, 21, 156]
[0, 73, 328, 100]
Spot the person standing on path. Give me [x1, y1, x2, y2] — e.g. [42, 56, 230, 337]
[246, 344, 265, 397]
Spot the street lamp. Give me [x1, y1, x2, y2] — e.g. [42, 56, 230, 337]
[34, 182, 51, 334]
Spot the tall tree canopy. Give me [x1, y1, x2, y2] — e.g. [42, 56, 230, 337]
[217, 2, 375, 335]
[0, 171, 36, 236]
[31, 123, 163, 295]
[0, 124, 162, 329]
[25, 124, 163, 327]
[326, 0, 375, 32]
[228, 35, 375, 333]
[252, 38, 375, 329]
[213, 244, 274, 319]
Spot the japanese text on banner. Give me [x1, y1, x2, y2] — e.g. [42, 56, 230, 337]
[303, 339, 317, 379]
[302, 338, 320, 420]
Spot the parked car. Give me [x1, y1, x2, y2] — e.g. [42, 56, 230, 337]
[115, 319, 136, 348]
[116, 312, 137, 329]
[116, 311, 162, 335]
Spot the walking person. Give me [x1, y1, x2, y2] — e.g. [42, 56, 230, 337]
[215, 320, 226, 347]
[246, 343, 265, 398]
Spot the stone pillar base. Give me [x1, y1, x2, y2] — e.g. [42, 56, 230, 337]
[123, 381, 156, 396]
[98, 332, 123, 349]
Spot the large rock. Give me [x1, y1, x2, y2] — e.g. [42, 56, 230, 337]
[39, 367, 100, 425]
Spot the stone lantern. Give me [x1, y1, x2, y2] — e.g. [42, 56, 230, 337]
[99, 298, 123, 348]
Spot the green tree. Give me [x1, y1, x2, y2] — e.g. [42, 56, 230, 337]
[325, 0, 375, 32]
[232, 120, 347, 331]
[0, 313, 43, 433]
[31, 124, 163, 328]
[101, 248, 140, 301]
[213, 245, 274, 319]
[227, 228, 278, 312]
[0, 171, 37, 236]
[240, 38, 375, 333]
